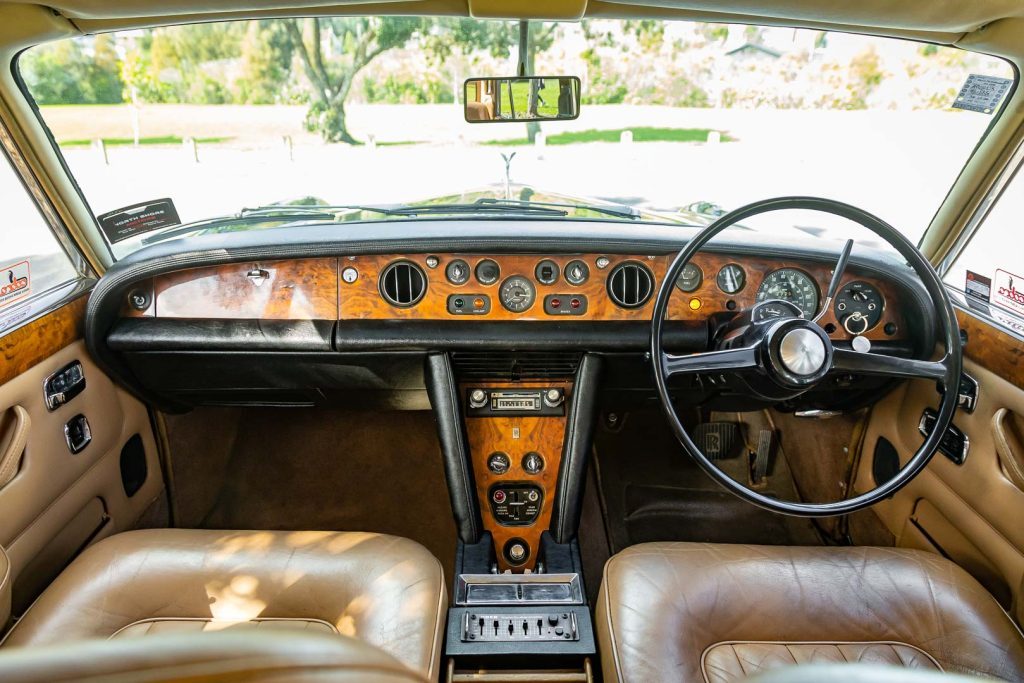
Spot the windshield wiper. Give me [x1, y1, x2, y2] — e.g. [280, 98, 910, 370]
[140, 209, 349, 245]
[381, 202, 568, 218]
[474, 198, 641, 220]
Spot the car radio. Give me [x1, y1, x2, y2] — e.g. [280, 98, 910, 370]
[465, 387, 566, 417]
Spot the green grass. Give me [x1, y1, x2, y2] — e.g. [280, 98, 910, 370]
[483, 127, 732, 146]
[58, 135, 232, 148]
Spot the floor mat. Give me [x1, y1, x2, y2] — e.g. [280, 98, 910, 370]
[595, 410, 821, 553]
[180, 408, 457, 582]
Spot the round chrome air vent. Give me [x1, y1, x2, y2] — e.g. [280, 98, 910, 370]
[379, 260, 427, 307]
[607, 261, 654, 308]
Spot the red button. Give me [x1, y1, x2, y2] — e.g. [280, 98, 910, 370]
[570, 298, 581, 309]
[493, 490, 506, 504]
[550, 298, 561, 308]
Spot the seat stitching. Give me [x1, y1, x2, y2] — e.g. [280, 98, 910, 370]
[700, 640, 943, 675]
[602, 559, 625, 683]
[107, 617, 340, 640]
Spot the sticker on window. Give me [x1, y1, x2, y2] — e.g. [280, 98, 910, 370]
[0, 259, 31, 309]
[952, 74, 1012, 114]
[97, 198, 180, 244]
[964, 270, 992, 311]
[993, 268, 1024, 317]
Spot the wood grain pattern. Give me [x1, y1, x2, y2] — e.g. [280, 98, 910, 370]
[463, 381, 570, 572]
[957, 307, 1024, 385]
[126, 258, 339, 319]
[1, 296, 86, 386]
[339, 253, 905, 341]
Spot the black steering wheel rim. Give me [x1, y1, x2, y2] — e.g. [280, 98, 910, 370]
[650, 196, 962, 517]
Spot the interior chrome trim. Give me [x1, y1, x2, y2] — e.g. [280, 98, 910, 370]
[455, 573, 583, 605]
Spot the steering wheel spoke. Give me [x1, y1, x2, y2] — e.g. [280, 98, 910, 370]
[662, 345, 760, 377]
[831, 348, 947, 381]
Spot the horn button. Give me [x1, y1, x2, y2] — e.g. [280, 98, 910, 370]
[764, 320, 833, 389]
[779, 327, 827, 376]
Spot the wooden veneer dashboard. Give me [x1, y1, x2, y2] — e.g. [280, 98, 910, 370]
[120, 253, 907, 341]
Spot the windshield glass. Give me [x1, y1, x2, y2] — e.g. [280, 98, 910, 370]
[18, 19, 1014, 258]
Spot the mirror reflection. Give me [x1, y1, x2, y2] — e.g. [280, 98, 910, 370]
[464, 77, 580, 123]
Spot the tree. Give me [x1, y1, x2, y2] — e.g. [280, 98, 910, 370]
[20, 36, 124, 105]
[284, 17, 423, 144]
[236, 21, 294, 104]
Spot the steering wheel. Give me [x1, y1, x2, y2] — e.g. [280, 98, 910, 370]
[650, 196, 962, 517]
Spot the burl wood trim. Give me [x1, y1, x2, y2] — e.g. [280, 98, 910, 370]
[1, 296, 86, 386]
[340, 253, 904, 341]
[957, 308, 1024, 385]
[463, 381, 570, 572]
[124, 258, 339, 319]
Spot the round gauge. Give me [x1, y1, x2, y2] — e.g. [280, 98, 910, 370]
[834, 280, 884, 334]
[716, 264, 746, 294]
[752, 299, 803, 322]
[476, 259, 501, 285]
[755, 268, 820, 319]
[499, 275, 536, 313]
[446, 259, 470, 285]
[564, 259, 590, 286]
[675, 263, 703, 292]
[534, 259, 560, 285]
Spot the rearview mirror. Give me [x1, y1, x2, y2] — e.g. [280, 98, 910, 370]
[464, 77, 580, 123]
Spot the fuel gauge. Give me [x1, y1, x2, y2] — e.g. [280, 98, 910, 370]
[834, 281, 884, 334]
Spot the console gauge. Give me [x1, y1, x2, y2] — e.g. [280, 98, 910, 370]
[564, 260, 590, 286]
[476, 259, 501, 285]
[752, 299, 802, 322]
[756, 268, 819, 319]
[834, 280, 884, 334]
[675, 263, 703, 292]
[716, 264, 746, 294]
[499, 275, 536, 313]
[446, 259, 470, 285]
[534, 259, 560, 285]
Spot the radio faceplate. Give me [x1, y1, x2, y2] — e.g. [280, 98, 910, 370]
[466, 387, 566, 417]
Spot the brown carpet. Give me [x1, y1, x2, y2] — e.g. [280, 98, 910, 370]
[166, 407, 457, 582]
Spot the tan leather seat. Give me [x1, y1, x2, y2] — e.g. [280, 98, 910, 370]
[596, 543, 1024, 682]
[0, 529, 446, 680]
[0, 629, 428, 682]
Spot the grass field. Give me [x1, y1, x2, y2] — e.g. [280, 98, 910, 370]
[59, 135, 232, 147]
[484, 127, 731, 146]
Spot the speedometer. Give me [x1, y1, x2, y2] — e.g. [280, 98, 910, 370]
[755, 268, 819, 318]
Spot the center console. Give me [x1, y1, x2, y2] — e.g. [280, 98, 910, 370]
[425, 352, 601, 681]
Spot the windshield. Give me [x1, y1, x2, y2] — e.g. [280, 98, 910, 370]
[17, 19, 1014, 258]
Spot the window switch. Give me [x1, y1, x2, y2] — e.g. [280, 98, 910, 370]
[64, 415, 91, 454]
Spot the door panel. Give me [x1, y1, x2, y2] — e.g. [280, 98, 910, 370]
[0, 297, 164, 621]
[855, 308, 1024, 621]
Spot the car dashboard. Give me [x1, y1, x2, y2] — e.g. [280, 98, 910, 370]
[87, 220, 934, 414]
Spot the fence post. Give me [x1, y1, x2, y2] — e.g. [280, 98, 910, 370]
[283, 135, 293, 162]
[92, 139, 108, 165]
[183, 136, 199, 163]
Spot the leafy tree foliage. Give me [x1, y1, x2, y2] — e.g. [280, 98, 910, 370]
[21, 35, 124, 104]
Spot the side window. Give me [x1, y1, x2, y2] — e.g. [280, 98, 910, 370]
[0, 147, 80, 328]
[944, 163, 1024, 336]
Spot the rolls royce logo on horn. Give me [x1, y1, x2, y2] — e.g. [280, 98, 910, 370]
[0, 260, 31, 309]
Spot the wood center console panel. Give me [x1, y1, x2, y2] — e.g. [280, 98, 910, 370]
[462, 381, 570, 572]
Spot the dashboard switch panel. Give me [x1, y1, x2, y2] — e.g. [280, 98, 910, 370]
[448, 294, 491, 315]
[544, 294, 588, 316]
[488, 483, 543, 525]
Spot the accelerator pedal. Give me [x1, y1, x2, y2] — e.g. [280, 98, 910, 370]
[694, 422, 741, 460]
[751, 429, 774, 485]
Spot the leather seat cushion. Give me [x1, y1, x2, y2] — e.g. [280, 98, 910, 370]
[1, 529, 446, 679]
[0, 629, 428, 682]
[596, 542, 1024, 682]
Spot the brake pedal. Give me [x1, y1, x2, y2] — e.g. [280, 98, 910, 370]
[751, 429, 774, 485]
[694, 422, 741, 460]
